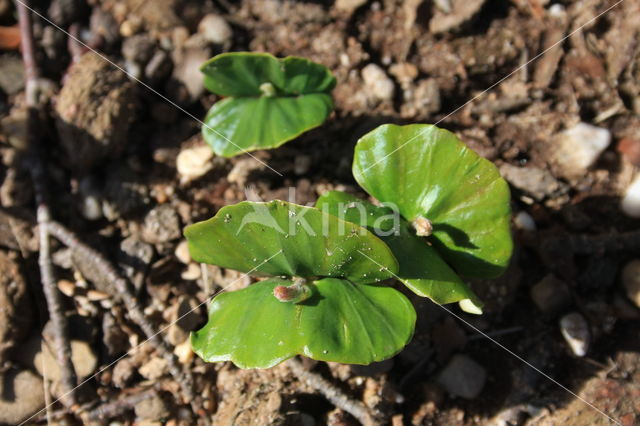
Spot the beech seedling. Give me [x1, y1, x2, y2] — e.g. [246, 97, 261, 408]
[185, 124, 513, 369]
[200, 52, 336, 157]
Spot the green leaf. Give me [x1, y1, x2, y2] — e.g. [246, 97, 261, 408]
[201, 52, 336, 157]
[352, 124, 513, 278]
[316, 191, 483, 313]
[191, 277, 416, 368]
[184, 200, 398, 284]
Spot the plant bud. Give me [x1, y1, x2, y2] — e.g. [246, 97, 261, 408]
[412, 216, 433, 237]
[273, 278, 312, 303]
[259, 82, 276, 97]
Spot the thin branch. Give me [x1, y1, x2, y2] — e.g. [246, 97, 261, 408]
[288, 358, 379, 426]
[45, 221, 196, 402]
[86, 388, 156, 421]
[17, 0, 78, 408]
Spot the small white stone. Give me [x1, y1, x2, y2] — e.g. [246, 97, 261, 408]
[621, 259, 640, 309]
[620, 174, 640, 218]
[181, 262, 201, 280]
[174, 339, 195, 364]
[559, 312, 590, 357]
[513, 210, 536, 231]
[176, 145, 214, 183]
[553, 123, 611, 178]
[361, 64, 395, 102]
[198, 14, 232, 45]
[174, 240, 191, 264]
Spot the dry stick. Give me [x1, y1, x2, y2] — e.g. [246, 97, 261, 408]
[288, 358, 378, 426]
[17, 0, 78, 408]
[86, 388, 157, 421]
[46, 221, 196, 402]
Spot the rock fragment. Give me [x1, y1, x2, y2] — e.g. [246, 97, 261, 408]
[500, 163, 562, 201]
[198, 14, 232, 45]
[552, 123, 611, 179]
[559, 312, 590, 357]
[176, 144, 214, 183]
[142, 204, 182, 245]
[530, 274, 571, 315]
[436, 354, 486, 399]
[139, 357, 168, 380]
[362, 64, 395, 102]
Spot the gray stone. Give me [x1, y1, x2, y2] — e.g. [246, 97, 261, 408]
[0, 369, 45, 424]
[142, 204, 182, 244]
[436, 354, 486, 399]
[500, 164, 563, 201]
[119, 235, 154, 290]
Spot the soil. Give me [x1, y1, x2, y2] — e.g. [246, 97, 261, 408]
[0, 0, 639, 425]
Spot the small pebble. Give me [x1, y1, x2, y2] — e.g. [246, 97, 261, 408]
[57, 279, 76, 297]
[436, 354, 486, 399]
[513, 210, 536, 231]
[620, 174, 640, 218]
[361, 64, 395, 102]
[181, 262, 201, 280]
[139, 357, 168, 380]
[559, 312, 590, 357]
[552, 123, 611, 178]
[174, 339, 195, 364]
[176, 145, 214, 183]
[621, 259, 640, 309]
[530, 274, 570, 314]
[174, 240, 192, 264]
[198, 14, 232, 45]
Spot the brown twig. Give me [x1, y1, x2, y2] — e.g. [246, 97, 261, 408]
[45, 221, 196, 402]
[85, 388, 157, 421]
[288, 358, 379, 426]
[17, 0, 79, 408]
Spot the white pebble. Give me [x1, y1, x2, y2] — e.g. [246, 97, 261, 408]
[176, 145, 214, 183]
[198, 14, 232, 45]
[620, 174, 640, 218]
[559, 312, 590, 357]
[553, 123, 610, 178]
[174, 240, 192, 264]
[362, 64, 395, 102]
